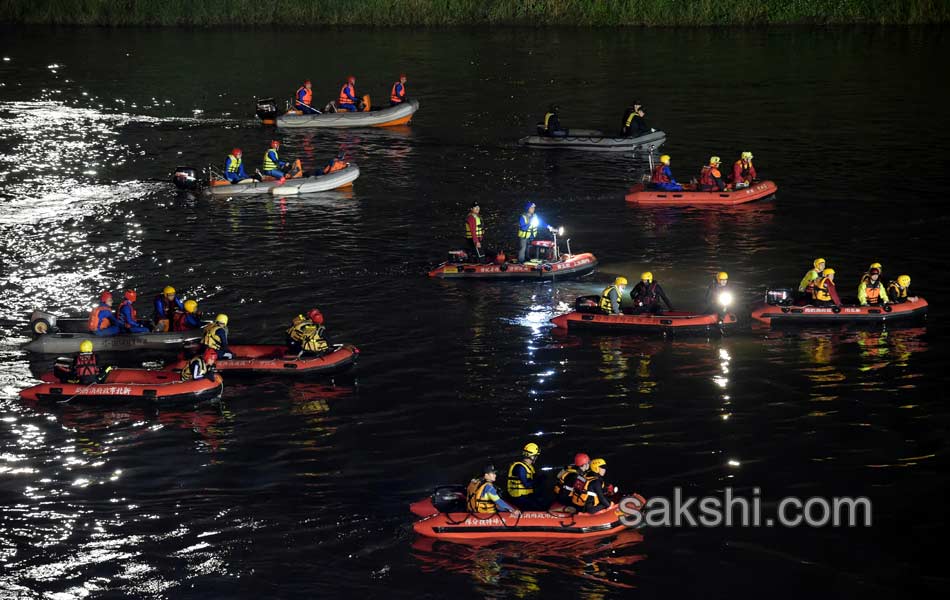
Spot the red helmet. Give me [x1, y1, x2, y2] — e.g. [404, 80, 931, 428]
[232, 148, 242, 156]
[347, 75, 356, 84]
[124, 289, 137, 302]
[303, 80, 311, 86]
[99, 291, 112, 303]
[494, 252, 506, 265]
[307, 309, 324, 325]
[270, 140, 280, 149]
[574, 453, 590, 467]
[203, 348, 217, 365]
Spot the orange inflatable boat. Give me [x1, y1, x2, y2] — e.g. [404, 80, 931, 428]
[625, 180, 777, 206]
[19, 369, 223, 403]
[167, 344, 359, 376]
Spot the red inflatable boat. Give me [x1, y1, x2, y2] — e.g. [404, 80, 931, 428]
[167, 344, 359, 376]
[625, 180, 777, 206]
[750, 297, 929, 326]
[19, 369, 223, 403]
[552, 310, 737, 334]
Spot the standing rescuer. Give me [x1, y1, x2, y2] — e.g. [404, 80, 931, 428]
[390, 73, 408, 106]
[464, 202, 485, 259]
[733, 151, 757, 188]
[467, 465, 520, 515]
[517, 202, 540, 263]
[507, 442, 546, 510]
[600, 277, 628, 315]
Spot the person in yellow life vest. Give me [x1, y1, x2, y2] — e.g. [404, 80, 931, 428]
[202, 313, 233, 360]
[570, 458, 617, 514]
[799, 258, 826, 295]
[295, 80, 320, 114]
[262, 140, 290, 181]
[887, 275, 915, 304]
[224, 148, 250, 183]
[181, 348, 217, 382]
[464, 202, 486, 259]
[600, 277, 628, 315]
[285, 309, 329, 356]
[507, 442, 546, 510]
[517, 202, 541, 263]
[466, 465, 520, 515]
[554, 453, 590, 505]
[812, 268, 842, 307]
[538, 104, 567, 137]
[859, 262, 883, 286]
[390, 73, 407, 106]
[857, 267, 890, 306]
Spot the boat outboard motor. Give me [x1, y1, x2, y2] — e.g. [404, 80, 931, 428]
[255, 97, 278, 123]
[575, 295, 601, 313]
[172, 166, 200, 191]
[765, 288, 794, 306]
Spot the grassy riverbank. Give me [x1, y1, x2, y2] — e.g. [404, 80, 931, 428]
[2, 0, 947, 26]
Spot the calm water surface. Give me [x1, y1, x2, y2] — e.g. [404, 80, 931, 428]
[1, 26, 949, 598]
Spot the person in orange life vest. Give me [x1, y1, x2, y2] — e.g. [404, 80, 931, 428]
[570, 457, 617, 514]
[554, 453, 591, 505]
[152, 286, 184, 332]
[295, 80, 320, 114]
[338, 76, 359, 112]
[262, 140, 289, 180]
[117, 289, 149, 333]
[811, 268, 842, 307]
[172, 300, 203, 332]
[857, 267, 890, 306]
[87, 291, 119, 337]
[390, 73, 408, 106]
[650, 154, 683, 191]
[732, 151, 757, 188]
[466, 464, 520, 515]
[699, 156, 727, 191]
[323, 150, 348, 174]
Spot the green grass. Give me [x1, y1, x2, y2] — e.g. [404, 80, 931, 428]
[2, 0, 948, 25]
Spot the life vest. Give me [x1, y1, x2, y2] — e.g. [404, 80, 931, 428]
[465, 213, 483, 239]
[323, 159, 346, 174]
[864, 280, 883, 305]
[518, 213, 537, 239]
[624, 111, 636, 128]
[202, 323, 226, 350]
[651, 164, 670, 184]
[813, 276, 833, 302]
[887, 281, 907, 300]
[600, 285, 619, 313]
[296, 86, 312, 107]
[286, 321, 329, 353]
[118, 300, 137, 327]
[466, 478, 497, 513]
[553, 465, 578, 496]
[800, 269, 819, 294]
[263, 149, 280, 172]
[87, 305, 112, 332]
[570, 473, 602, 508]
[543, 112, 556, 131]
[180, 355, 207, 381]
[338, 83, 355, 105]
[73, 352, 100, 381]
[390, 82, 405, 104]
[226, 154, 242, 173]
[171, 312, 189, 332]
[734, 159, 753, 182]
[700, 165, 722, 189]
[153, 294, 179, 320]
[506, 460, 536, 498]
[634, 281, 659, 304]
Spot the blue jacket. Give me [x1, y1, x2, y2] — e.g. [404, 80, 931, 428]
[154, 295, 184, 319]
[510, 463, 534, 492]
[265, 149, 287, 170]
[224, 156, 247, 182]
[519, 213, 541, 238]
[117, 301, 143, 329]
[479, 482, 516, 512]
[91, 303, 116, 331]
[182, 313, 202, 329]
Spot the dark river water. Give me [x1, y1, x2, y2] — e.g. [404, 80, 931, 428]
[1, 26, 949, 598]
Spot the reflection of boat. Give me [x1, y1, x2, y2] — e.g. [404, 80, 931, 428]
[276, 99, 419, 129]
[519, 129, 666, 153]
[751, 296, 929, 326]
[626, 180, 777, 206]
[166, 344, 359, 377]
[19, 369, 223, 403]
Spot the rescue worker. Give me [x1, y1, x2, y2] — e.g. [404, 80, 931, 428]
[622, 107, 650, 137]
[703, 271, 733, 313]
[466, 465, 520, 515]
[812, 268, 841, 307]
[859, 262, 883, 286]
[262, 140, 289, 181]
[699, 156, 727, 191]
[224, 148, 249, 183]
[70, 340, 105, 384]
[202, 313, 233, 360]
[285, 310, 329, 356]
[517, 202, 540, 263]
[507, 442, 546, 511]
[600, 276, 628, 315]
[539, 104, 567, 137]
[181, 348, 218, 382]
[858, 267, 890, 306]
[152, 286, 185, 333]
[295, 80, 320, 114]
[171, 300, 202, 332]
[799, 258, 826, 295]
[629, 272, 674, 314]
[619, 101, 641, 136]
[323, 150, 348, 175]
[732, 151, 757, 188]
[650, 155, 683, 191]
[465, 202, 485, 259]
[338, 76, 359, 112]
[887, 275, 912, 303]
[570, 458, 616, 514]
[554, 453, 590, 506]
[117, 290, 149, 333]
[390, 73, 408, 106]
[87, 291, 119, 337]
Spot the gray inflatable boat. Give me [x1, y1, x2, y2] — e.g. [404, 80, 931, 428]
[24, 310, 202, 354]
[519, 129, 666, 152]
[207, 164, 360, 196]
[276, 99, 418, 129]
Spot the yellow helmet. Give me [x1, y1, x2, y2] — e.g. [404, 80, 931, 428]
[869, 262, 882, 271]
[741, 151, 753, 160]
[717, 271, 729, 281]
[659, 154, 670, 165]
[79, 340, 94, 353]
[184, 299, 198, 313]
[822, 268, 835, 276]
[897, 275, 911, 287]
[590, 458, 607, 471]
[523, 442, 540, 457]
[709, 156, 721, 165]
[292, 314, 306, 326]
[615, 276, 628, 287]
[813, 258, 826, 269]
[641, 271, 653, 283]
[163, 285, 176, 296]
[215, 313, 229, 326]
